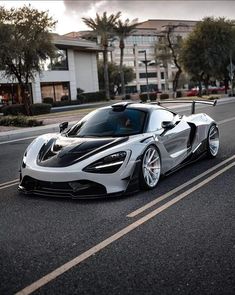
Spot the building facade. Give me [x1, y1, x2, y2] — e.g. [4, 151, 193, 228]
[0, 34, 101, 104]
[66, 19, 197, 94]
[112, 19, 197, 93]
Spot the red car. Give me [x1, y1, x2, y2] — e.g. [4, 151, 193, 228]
[187, 86, 227, 97]
[186, 88, 199, 96]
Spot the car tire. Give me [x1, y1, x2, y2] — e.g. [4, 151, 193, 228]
[207, 124, 219, 158]
[139, 145, 161, 190]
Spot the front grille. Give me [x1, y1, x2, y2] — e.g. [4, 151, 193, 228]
[20, 176, 107, 198]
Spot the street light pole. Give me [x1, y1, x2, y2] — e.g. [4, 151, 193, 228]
[139, 50, 150, 101]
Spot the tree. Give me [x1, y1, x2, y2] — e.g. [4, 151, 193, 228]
[113, 18, 138, 97]
[155, 24, 186, 96]
[0, 5, 56, 115]
[155, 35, 171, 91]
[82, 12, 121, 100]
[180, 17, 235, 95]
[98, 62, 135, 95]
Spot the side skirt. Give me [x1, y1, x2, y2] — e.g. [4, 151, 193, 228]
[164, 139, 207, 177]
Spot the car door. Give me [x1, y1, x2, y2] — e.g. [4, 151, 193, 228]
[148, 109, 191, 168]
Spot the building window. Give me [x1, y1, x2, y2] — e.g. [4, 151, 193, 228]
[0, 83, 28, 104]
[161, 72, 165, 80]
[124, 61, 134, 67]
[126, 85, 137, 93]
[41, 82, 70, 102]
[140, 84, 158, 93]
[139, 72, 157, 79]
[42, 48, 69, 71]
[51, 48, 68, 70]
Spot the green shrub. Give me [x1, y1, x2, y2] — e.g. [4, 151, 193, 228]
[0, 115, 43, 127]
[160, 93, 169, 100]
[77, 94, 86, 104]
[30, 103, 51, 115]
[76, 91, 106, 104]
[2, 104, 26, 116]
[149, 93, 157, 101]
[77, 88, 84, 94]
[42, 97, 54, 104]
[2, 103, 51, 116]
[61, 95, 69, 101]
[139, 93, 148, 102]
[53, 101, 70, 107]
[125, 94, 131, 100]
[52, 91, 107, 107]
[82, 91, 107, 103]
[176, 91, 182, 98]
[140, 92, 157, 102]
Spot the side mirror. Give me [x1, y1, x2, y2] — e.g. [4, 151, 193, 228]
[59, 121, 68, 133]
[161, 121, 175, 129]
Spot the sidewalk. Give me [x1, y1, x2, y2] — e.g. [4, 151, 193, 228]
[0, 96, 234, 143]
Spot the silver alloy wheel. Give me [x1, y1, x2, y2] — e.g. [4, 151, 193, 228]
[142, 146, 161, 188]
[208, 125, 219, 156]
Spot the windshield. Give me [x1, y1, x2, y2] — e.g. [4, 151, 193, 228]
[67, 108, 146, 137]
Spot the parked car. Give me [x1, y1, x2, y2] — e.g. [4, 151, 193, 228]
[186, 88, 199, 96]
[187, 85, 228, 96]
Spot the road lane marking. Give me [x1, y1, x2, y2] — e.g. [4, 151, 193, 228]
[0, 179, 19, 190]
[0, 136, 36, 145]
[127, 154, 235, 218]
[218, 117, 235, 125]
[0, 182, 18, 191]
[0, 178, 18, 187]
[16, 160, 235, 295]
[0, 183, 18, 190]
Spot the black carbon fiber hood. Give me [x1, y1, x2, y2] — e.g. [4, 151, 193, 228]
[37, 135, 128, 167]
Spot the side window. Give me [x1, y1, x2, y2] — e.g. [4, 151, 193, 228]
[148, 110, 174, 132]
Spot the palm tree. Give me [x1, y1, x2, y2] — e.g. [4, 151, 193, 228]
[155, 35, 172, 92]
[114, 18, 138, 97]
[82, 12, 121, 100]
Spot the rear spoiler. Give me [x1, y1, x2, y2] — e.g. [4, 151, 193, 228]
[151, 99, 217, 114]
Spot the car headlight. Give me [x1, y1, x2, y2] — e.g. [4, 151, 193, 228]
[83, 151, 127, 174]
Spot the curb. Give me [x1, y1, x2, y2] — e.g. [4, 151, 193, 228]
[51, 100, 117, 113]
[0, 121, 77, 142]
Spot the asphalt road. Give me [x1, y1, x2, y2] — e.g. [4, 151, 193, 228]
[0, 100, 235, 295]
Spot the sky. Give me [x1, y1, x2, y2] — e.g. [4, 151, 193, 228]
[1, 0, 235, 34]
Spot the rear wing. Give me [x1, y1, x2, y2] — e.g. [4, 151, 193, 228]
[151, 99, 217, 114]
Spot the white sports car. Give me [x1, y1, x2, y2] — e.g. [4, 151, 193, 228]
[19, 101, 219, 198]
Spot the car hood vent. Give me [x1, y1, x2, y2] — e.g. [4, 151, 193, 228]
[37, 136, 128, 167]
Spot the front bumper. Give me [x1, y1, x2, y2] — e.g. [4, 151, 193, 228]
[18, 176, 126, 199]
[19, 158, 142, 199]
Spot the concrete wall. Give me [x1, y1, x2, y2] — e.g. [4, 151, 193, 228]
[74, 51, 99, 93]
[0, 48, 99, 103]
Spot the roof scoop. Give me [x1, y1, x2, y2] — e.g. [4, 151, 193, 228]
[111, 102, 133, 112]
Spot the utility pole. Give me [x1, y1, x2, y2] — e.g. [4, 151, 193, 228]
[139, 50, 150, 100]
